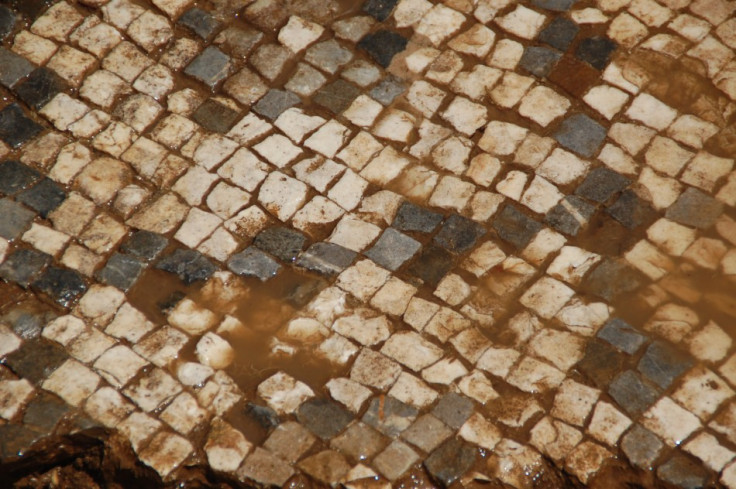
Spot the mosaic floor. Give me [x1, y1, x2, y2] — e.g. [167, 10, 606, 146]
[1, 0, 736, 486]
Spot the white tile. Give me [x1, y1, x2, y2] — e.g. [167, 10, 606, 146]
[552, 379, 600, 427]
[84, 386, 134, 428]
[124, 368, 182, 412]
[94, 345, 147, 388]
[0, 379, 34, 420]
[642, 397, 702, 447]
[43, 359, 100, 407]
[519, 86, 570, 127]
[138, 431, 193, 478]
[205, 418, 252, 472]
[495, 5, 546, 39]
[326, 377, 372, 413]
[528, 329, 585, 371]
[587, 401, 632, 446]
[507, 356, 565, 393]
[336, 259, 390, 301]
[257, 172, 308, 221]
[257, 371, 314, 414]
[626, 93, 677, 130]
[459, 413, 501, 450]
[105, 303, 155, 342]
[161, 392, 209, 435]
[133, 325, 189, 368]
[415, 4, 466, 46]
[278, 16, 324, 52]
[350, 348, 402, 390]
[333, 310, 390, 347]
[388, 372, 438, 408]
[422, 358, 468, 385]
[381, 331, 443, 371]
[530, 416, 582, 461]
[672, 367, 734, 420]
[684, 431, 736, 472]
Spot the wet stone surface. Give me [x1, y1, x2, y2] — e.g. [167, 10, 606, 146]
[0, 0, 734, 487]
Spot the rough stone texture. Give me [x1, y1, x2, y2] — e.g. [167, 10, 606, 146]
[583, 259, 643, 301]
[546, 195, 595, 236]
[253, 89, 301, 121]
[538, 18, 579, 51]
[608, 370, 661, 416]
[358, 30, 408, 68]
[296, 398, 353, 440]
[32, 266, 87, 307]
[493, 205, 543, 249]
[597, 318, 647, 355]
[0, 249, 50, 287]
[363, 396, 418, 437]
[0, 199, 36, 240]
[392, 201, 443, 233]
[0, 103, 44, 148]
[665, 188, 724, 229]
[121, 231, 169, 261]
[313, 79, 360, 114]
[657, 455, 709, 489]
[254, 226, 307, 262]
[178, 8, 221, 40]
[621, 424, 663, 470]
[424, 438, 477, 486]
[192, 99, 240, 133]
[553, 114, 607, 157]
[295, 242, 356, 276]
[637, 342, 694, 389]
[364, 228, 421, 271]
[17, 178, 66, 217]
[96, 253, 147, 291]
[519, 47, 562, 77]
[184, 46, 230, 88]
[407, 245, 455, 286]
[606, 190, 656, 229]
[156, 249, 217, 285]
[576, 36, 617, 70]
[575, 168, 630, 203]
[228, 247, 281, 281]
[15, 68, 69, 110]
[0, 161, 41, 195]
[434, 214, 487, 254]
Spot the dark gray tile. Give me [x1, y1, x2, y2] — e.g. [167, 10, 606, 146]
[362, 0, 399, 21]
[606, 189, 656, 229]
[4, 0, 53, 20]
[13, 67, 68, 110]
[0, 6, 16, 40]
[424, 439, 476, 486]
[597, 318, 647, 355]
[665, 187, 724, 229]
[252, 89, 301, 121]
[0, 103, 44, 148]
[16, 178, 66, 217]
[297, 398, 354, 440]
[407, 245, 454, 286]
[621, 424, 663, 470]
[492, 205, 543, 249]
[245, 402, 280, 429]
[657, 455, 709, 489]
[184, 46, 231, 88]
[32, 266, 87, 307]
[576, 36, 617, 70]
[608, 370, 661, 416]
[545, 195, 595, 236]
[575, 167, 631, 203]
[638, 342, 693, 390]
[295, 242, 356, 277]
[156, 248, 217, 285]
[369, 75, 405, 105]
[362, 396, 418, 437]
[431, 393, 474, 429]
[121, 230, 168, 261]
[434, 214, 486, 254]
[0, 249, 50, 287]
[192, 98, 241, 133]
[178, 7, 221, 40]
[4, 339, 68, 384]
[0, 47, 34, 88]
[401, 414, 452, 453]
[364, 228, 421, 271]
[0, 198, 36, 239]
[0, 424, 45, 460]
[2, 306, 56, 340]
[583, 258, 643, 301]
[228, 247, 280, 281]
[393, 201, 443, 233]
[358, 30, 408, 68]
[96, 253, 147, 291]
[519, 46, 562, 77]
[313, 79, 360, 114]
[553, 113, 606, 157]
[254, 226, 307, 262]
[577, 340, 625, 388]
[532, 0, 578, 11]
[539, 17, 579, 51]
[23, 392, 71, 432]
[0, 160, 42, 195]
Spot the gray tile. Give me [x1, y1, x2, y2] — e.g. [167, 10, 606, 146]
[96, 253, 147, 291]
[331, 422, 387, 461]
[0, 160, 42, 196]
[215, 26, 263, 58]
[227, 247, 281, 281]
[252, 89, 301, 121]
[121, 231, 168, 261]
[407, 245, 454, 286]
[553, 113, 606, 158]
[32, 266, 87, 307]
[358, 30, 408, 68]
[546, 195, 595, 236]
[637, 342, 693, 390]
[362, 0, 399, 21]
[184, 46, 231, 88]
[305, 39, 353, 74]
[295, 242, 356, 277]
[597, 318, 647, 355]
[178, 7, 221, 40]
[0, 249, 50, 287]
[254, 226, 307, 262]
[606, 189, 656, 229]
[0, 47, 34, 89]
[14, 67, 68, 110]
[576, 36, 617, 70]
[0, 6, 16, 40]
[363, 396, 418, 437]
[434, 214, 486, 254]
[192, 98, 241, 133]
[369, 75, 405, 105]
[0, 103, 44, 148]
[400, 414, 453, 453]
[532, 0, 578, 10]
[313, 79, 360, 114]
[538, 17, 579, 51]
[431, 393, 474, 429]
[364, 228, 421, 271]
[575, 167, 631, 203]
[0, 424, 45, 460]
[297, 398, 354, 440]
[23, 392, 71, 432]
[493, 205, 543, 249]
[4, 339, 68, 384]
[665, 187, 724, 229]
[424, 438, 477, 486]
[657, 455, 709, 489]
[577, 340, 625, 388]
[621, 424, 663, 470]
[519, 46, 562, 78]
[16, 178, 66, 217]
[582, 258, 643, 301]
[393, 201, 443, 233]
[156, 248, 217, 285]
[608, 370, 661, 416]
[0, 198, 36, 239]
